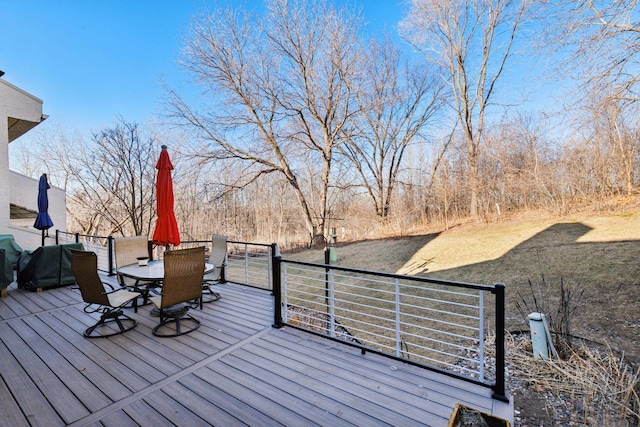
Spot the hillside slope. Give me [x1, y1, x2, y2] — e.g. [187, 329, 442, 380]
[286, 211, 640, 365]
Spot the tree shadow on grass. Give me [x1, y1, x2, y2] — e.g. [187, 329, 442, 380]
[413, 222, 640, 365]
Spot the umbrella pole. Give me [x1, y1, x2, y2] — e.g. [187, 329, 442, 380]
[41, 230, 45, 247]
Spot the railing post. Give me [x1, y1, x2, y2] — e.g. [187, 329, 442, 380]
[395, 278, 401, 357]
[219, 241, 227, 284]
[267, 243, 275, 291]
[55, 229, 60, 245]
[244, 243, 249, 285]
[271, 247, 283, 328]
[107, 236, 115, 276]
[75, 232, 80, 244]
[324, 246, 330, 317]
[479, 289, 485, 382]
[492, 283, 509, 402]
[328, 268, 335, 338]
[220, 253, 226, 283]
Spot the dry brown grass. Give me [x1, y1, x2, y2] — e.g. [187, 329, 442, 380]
[507, 333, 640, 426]
[284, 207, 640, 425]
[286, 210, 640, 365]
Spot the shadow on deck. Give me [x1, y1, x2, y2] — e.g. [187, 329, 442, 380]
[0, 277, 512, 426]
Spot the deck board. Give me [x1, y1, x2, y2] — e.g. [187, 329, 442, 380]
[235, 337, 437, 426]
[143, 389, 212, 426]
[9, 315, 113, 412]
[27, 314, 132, 401]
[121, 399, 177, 426]
[0, 279, 512, 426]
[96, 410, 137, 427]
[161, 380, 249, 426]
[194, 363, 323, 426]
[50, 308, 162, 388]
[263, 329, 490, 413]
[174, 374, 268, 426]
[0, 341, 65, 427]
[0, 290, 31, 318]
[46, 309, 150, 392]
[0, 319, 90, 424]
[219, 353, 372, 426]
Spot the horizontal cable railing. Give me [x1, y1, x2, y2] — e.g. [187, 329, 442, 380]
[226, 241, 273, 290]
[56, 230, 113, 273]
[273, 254, 507, 401]
[55, 230, 506, 400]
[160, 239, 274, 290]
[56, 232, 273, 291]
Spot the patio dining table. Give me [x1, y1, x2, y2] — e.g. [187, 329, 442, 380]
[117, 259, 215, 281]
[117, 260, 214, 311]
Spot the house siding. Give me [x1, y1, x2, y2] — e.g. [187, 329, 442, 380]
[0, 77, 65, 250]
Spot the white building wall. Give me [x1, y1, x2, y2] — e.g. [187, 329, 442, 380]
[1, 77, 64, 251]
[0, 84, 11, 232]
[8, 172, 66, 249]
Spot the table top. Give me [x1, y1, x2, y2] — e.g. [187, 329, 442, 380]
[117, 260, 214, 281]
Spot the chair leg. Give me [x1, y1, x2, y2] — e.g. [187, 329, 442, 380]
[84, 308, 137, 338]
[152, 306, 200, 337]
[125, 282, 160, 313]
[202, 280, 221, 304]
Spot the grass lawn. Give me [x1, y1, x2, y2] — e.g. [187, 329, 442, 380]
[285, 210, 640, 366]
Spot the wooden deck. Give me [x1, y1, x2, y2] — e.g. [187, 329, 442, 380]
[0, 278, 512, 426]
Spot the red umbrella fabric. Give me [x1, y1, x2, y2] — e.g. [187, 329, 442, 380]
[152, 145, 181, 247]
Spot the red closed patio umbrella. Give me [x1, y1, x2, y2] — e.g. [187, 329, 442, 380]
[152, 145, 180, 247]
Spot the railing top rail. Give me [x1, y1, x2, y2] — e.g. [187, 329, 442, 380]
[179, 239, 273, 249]
[281, 258, 498, 292]
[60, 234, 274, 250]
[58, 230, 112, 240]
[228, 240, 273, 248]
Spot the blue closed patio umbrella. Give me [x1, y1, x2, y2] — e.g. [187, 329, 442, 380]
[34, 173, 54, 246]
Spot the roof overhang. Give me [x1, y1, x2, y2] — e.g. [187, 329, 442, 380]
[10, 203, 38, 219]
[8, 114, 48, 142]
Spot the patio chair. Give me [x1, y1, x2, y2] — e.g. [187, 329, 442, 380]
[202, 234, 227, 303]
[70, 249, 141, 338]
[114, 236, 157, 309]
[149, 246, 205, 337]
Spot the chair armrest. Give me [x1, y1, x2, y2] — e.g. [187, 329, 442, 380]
[102, 283, 132, 295]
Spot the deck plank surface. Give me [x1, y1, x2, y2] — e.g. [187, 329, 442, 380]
[0, 278, 512, 426]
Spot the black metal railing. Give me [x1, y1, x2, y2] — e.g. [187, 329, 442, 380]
[57, 229, 506, 401]
[56, 231, 275, 291]
[271, 251, 508, 402]
[56, 230, 114, 273]
[180, 239, 275, 290]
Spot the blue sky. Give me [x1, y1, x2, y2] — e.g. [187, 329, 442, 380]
[3, 0, 564, 158]
[1, 0, 407, 137]
[2, 0, 205, 132]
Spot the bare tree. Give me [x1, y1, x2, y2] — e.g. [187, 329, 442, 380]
[550, 1, 640, 104]
[542, 2, 640, 199]
[169, 0, 363, 240]
[582, 95, 640, 196]
[340, 38, 447, 222]
[400, 0, 529, 217]
[38, 119, 157, 236]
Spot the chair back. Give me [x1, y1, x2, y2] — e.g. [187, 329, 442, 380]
[114, 236, 149, 286]
[162, 247, 206, 308]
[207, 234, 227, 280]
[70, 249, 109, 306]
[114, 236, 150, 267]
